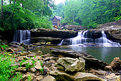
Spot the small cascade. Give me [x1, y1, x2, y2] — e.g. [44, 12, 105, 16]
[13, 30, 31, 44]
[59, 31, 121, 47]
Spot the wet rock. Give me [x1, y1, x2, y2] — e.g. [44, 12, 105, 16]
[16, 67, 26, 72]
[41, 75, 56, 81]
[74, 72, 104, 81]
[57, 57, 85, 72]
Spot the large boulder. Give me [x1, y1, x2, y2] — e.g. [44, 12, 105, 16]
[57, 57, 85, 72]
[31, 28, 77, 39]
[51, 48, 107, 69]
[105, 29, 121, 44]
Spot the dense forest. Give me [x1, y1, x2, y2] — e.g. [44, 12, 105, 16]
[0, 0, 54, 31]
[54, 0, 121, 28]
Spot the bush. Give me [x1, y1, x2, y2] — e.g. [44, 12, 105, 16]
[0, 54, 17, 81]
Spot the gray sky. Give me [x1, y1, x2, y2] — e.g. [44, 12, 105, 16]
[54, 0, 65, 4]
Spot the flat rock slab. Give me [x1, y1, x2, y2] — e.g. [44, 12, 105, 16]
[51, 48, 107, 69]
[50, 71, 104, 81]
[74, 72, 104, 81]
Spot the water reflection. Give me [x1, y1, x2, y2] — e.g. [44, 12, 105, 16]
[70, 46, 121, 64]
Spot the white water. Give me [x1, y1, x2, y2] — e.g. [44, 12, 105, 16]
[13, 30, 31, 44]
[59, 31, 121, 47]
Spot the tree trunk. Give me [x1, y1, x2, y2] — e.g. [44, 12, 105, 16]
[10, 0, 12, 4]
[14, 0, 16, 5]
[1, 0, 3, 21]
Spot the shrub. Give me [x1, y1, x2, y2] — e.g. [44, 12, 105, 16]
[0, 54, 17, 81]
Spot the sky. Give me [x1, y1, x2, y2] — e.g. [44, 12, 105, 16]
[54, 0, 66, 5]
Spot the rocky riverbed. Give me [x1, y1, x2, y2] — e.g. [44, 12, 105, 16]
[4, 42, 121, 81]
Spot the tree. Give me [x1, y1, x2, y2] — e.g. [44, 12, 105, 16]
[54, 0, 121, 28]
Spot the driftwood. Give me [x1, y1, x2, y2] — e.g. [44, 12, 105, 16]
[50, 48, 107, 69]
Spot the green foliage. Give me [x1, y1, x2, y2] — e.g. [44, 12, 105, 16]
[0, 0, 54, 31]
[0, 54, 17, 81]
[0, 4, 52, 30]
[10, 72, 22, 81]
[0, 40, 8, 51]
[54, 0, 121, 28]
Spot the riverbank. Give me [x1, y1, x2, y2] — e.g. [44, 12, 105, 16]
[0, 41, 121, 81]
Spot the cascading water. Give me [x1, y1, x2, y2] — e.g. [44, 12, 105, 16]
[59, 31, 121, 47]
[13, 30, 31, 44]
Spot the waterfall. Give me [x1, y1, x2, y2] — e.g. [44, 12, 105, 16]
[13, 30, 31, 44]
[59, 31, 121, 47]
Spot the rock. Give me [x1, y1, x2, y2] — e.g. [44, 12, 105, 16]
[109, 57, 121, 71]
[51, 48, 107, 69]
[74, 72, 104, 81]
[89, 69, 107, 75]
[27, 52, 36, 57]
[20, 52, 29, 56]
[16, 56, 29, 62]
[21, 60, 33, 66]
[50, 71, 104, 81]
[105, 57, 121, 71]
[7, 48, 15, 53]
[105, 66, 113, 71]
[57, 57, 85, 72]
[31, 28, 77, 44]
[50, 71, 73, 81]
[38, 51, 42, 54]
[22, 72, 35, 80]
[30, 68, 36, 73]
[35, 71, 41, 76]
[31, 28, 77, 39]
[105, 73, 120, 81]
[106, 29, 121, 44]
[31, 37, 62, 45]
[31, 56, 42, 61]
[35, 61, 43, 70]
[36, 75, 43, 81]
[16, 67, 26, 72]
[41, 76, 56, 81]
